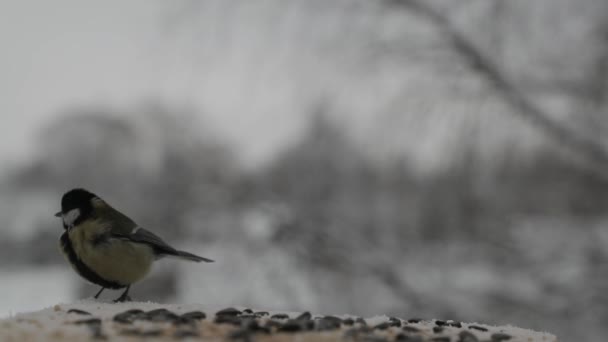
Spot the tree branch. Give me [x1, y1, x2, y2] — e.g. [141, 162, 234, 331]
[387, 0, 608, 181]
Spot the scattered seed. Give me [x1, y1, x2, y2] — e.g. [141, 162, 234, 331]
[295, 312, 312, 321]
[113, 309, 145, 324]
[67, 309, 91, 315]
[374, 322, 390, 330]
[216, 307, 241, 317]
[388, 317, 402, 327]
[270, 313, 289, 320]
[73, 318, 101, 325]
[145, 308, 179, 322]
[343, 318, 355, 326]
[396, 333, 423, 342]
[469, 325, 488, 332]
[121, 329, 163, 337]
[181, 311, 206, 320]
[277, 320, 303, 332]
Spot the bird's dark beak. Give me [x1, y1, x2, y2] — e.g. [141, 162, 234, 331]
[54, 211, 62, 217]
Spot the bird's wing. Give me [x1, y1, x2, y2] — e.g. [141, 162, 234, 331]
[121, 227, 178, 255]
[91, 198, 176, 253]
[91, 198, 207, 259]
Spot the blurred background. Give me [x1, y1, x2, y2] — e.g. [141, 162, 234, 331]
[1, 0, 607, 340]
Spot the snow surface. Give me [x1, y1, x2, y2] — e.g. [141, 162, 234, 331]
[0, 267, 74, 318]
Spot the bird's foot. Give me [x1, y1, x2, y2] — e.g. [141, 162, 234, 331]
[113, 294, 132, 303]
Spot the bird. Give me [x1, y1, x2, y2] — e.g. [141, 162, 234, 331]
[56, 188, 213, 302]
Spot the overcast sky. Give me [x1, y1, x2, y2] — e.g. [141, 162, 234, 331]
[0, 0, 307, 171]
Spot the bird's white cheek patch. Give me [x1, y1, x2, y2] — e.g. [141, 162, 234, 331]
[63, 208, 81, 228]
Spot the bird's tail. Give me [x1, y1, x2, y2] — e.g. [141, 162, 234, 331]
[172, 250, 214, 263]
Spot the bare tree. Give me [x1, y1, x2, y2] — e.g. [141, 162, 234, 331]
[386, 0, 608, 181]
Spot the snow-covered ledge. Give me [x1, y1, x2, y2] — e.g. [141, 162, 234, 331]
[1, 301, 558, 341]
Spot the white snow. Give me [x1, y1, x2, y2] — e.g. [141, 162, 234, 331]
[0, 267, 74, 318]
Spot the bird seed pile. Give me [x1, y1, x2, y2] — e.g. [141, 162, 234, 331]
[0, 302, 558, 341]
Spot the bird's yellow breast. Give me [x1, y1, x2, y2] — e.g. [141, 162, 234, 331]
[68, 220, 154, 285]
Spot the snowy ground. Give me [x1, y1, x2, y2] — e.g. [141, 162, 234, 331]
[0, 267, 75, 317]
[1, 301, 558, 341]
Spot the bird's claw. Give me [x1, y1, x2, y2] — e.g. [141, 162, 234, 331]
[113, 295, 132, 303]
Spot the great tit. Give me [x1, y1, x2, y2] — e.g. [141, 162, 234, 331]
[56, 188, 213, 302]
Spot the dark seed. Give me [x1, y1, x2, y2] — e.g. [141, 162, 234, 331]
[433, 326, 444, 333]
[469, 325, 488, 332]
[403, 326, 420, 333]
[242, 308, 253, 314]
[316, 317, 341, 331]
[121, 329, 163, 337]
[73, 318, 101, 325]
[491, 333, 512, 341]
[271, 313, 289, 320]
[113, 309, 145, 324]
[145, 308, 179, 322]
[374, 322, 390, 330]
[388, 317, 402, 327]
[254, 311, 269, 317]
[174, 330, 199, 338]
[458, 330, 479, 342]
[173, 316, 196, 326]
[343, 318, 355, 326]
[407, 318, 422, 323]
[67, 309, 91, 315]
[277, 320, 303, 332]
[181, 311, 206, 320]
[238, 314, 256, 320]
[435, 320, 446, 326]
[216, 307, 241, 316]
[295, 312, 312, 321]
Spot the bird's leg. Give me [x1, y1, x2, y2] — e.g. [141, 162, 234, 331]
[93, 287, 105, 299]
[114, 285, 132, 303]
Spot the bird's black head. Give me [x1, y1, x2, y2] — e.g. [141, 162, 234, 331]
[56, 188, 99, 228]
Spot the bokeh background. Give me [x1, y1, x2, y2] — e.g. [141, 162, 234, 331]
[1, 0, 607, 341]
